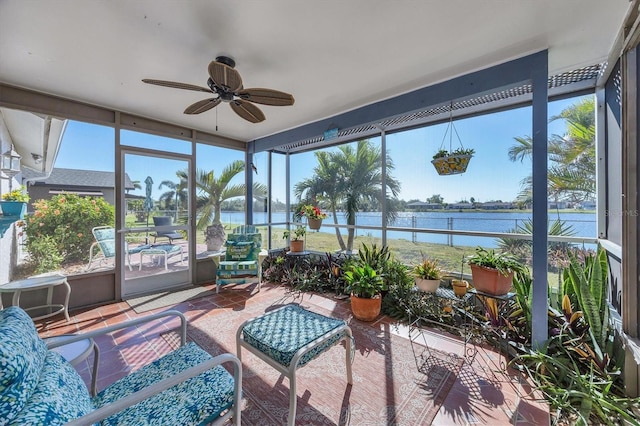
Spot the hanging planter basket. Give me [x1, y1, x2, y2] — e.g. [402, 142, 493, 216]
[431, 102, 474, 176]
[431, 154, 473, 176]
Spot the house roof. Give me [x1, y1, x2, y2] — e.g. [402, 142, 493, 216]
[22, 167, 134, 190]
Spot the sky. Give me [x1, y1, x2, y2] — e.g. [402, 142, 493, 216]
[53, 95, 587, 205]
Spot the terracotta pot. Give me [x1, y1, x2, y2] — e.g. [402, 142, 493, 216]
[350, 294, 381, 322]
[289, 240, 304, 252]
[452, 279, 468, 297]
[308, 218, 322, 230]
[415, 278, 440, 293]
[470, 264, 513, 296]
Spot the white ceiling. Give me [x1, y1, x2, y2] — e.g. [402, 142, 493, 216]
[0, 0, 632, 145]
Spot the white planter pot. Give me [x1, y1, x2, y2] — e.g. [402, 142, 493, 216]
[415, 278, 440, 292]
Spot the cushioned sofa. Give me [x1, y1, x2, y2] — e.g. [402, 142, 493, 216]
[0, 306, 242, 425]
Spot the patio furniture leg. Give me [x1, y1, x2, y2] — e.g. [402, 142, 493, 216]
[346, 328, 353, 384]
[288, 369, 297, 426]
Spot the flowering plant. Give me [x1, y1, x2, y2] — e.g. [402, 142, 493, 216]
[300, 204, 328, 220]
[1, 186, 29, 202]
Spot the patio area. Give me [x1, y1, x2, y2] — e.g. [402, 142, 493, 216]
[35, 281, 549, 425]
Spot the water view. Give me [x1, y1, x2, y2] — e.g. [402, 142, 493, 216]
[222, 210, 597, 248]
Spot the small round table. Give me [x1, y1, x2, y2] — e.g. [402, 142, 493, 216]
[0, 274, 70, 321]
[46, 335, 100, 396]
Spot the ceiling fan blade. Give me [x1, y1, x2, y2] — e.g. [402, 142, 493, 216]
[142, 79, 212, 93]
[238, 88, 295, 106]
[230, 100, 265, 123]
[208, 61, 243, 92]
[184, 98, 221, 114]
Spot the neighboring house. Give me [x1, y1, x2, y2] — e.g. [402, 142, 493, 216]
[446, 202, 474, 210]
[21, 167, 134, 207]
[477, 202, 516, 210]
[406, 201, 444, 210]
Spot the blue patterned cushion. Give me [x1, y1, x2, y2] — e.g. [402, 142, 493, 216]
[226, 232, 262, 248]
[224, 241, 258, 261]
[8, 351, 94, 426]
[0, 307, 49, 424]
[241, 305, 348, 368]
[93, 343, 235, 426]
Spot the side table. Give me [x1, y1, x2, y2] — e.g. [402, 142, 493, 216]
[0, 274, 70, 321]
[45, 335, 100, 396]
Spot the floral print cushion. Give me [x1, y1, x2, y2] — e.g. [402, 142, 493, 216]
[93, 342, 235, 426]
[226, 232, 262, 248]
[0, 307, 49, 424]
[241, 305, 349, 368]
[8, 351, 94, 426]
[224, 241, 258, 262]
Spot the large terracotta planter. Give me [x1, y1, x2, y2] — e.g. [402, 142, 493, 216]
[470, 264, 514, 296]
[308, 218, 322, 230]
[289, 240, 304, 253]
[0, 201, 26, 218]
[415, 278, 440, 293]
[350, 294, 381, 322]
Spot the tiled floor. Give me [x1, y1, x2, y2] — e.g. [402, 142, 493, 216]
[34, 282, 549, 425]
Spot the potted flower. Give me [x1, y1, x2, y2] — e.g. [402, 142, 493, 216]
[299, 204, 328, 230]
[1, 186, 29, 218]
[344, 264, 385, 321]
[283, 225, 306, 252]
[467, 246, 525, 296]
[431, 147, 475, 176]
[412, 257, 443, 292]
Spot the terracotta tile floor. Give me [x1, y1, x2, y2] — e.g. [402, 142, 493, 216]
[34, 282, 549, 425]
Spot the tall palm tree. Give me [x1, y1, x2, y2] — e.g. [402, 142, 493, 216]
[295, 140, 401, 252]
[195, 160, 267, 230]
[158, 171, 188, 212]
[509, 97, 596, 204]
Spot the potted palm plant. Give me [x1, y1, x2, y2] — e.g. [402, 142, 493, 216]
[467, 246, 525, 295]
[1, 186, 29, 218]
[344, 264, 385, 321]
[412, 257, 443, 292]
[283, 225, 306, 252]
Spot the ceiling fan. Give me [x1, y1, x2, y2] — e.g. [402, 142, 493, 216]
[142, 56, 294, 123]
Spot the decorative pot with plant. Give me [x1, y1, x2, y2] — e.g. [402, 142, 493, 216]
[467, 246, 525, 296]
[204, 223, 226, 252]
[283, 225, 306, 252]
[412, 257, 443, 293]
[431, 147, 475, 176]
[299, 204, 328, 230]
[344, 264, 385, 321]
[1, 185, 29, 218]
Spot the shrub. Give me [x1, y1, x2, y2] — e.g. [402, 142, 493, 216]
[25, 194, 114, 266]
[27, 235, 64, 274]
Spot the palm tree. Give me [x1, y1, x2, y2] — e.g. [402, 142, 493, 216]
[158, 171, 188, 212]
[509, 97, 595, 205]
[295, 140, 401, 252]
[195, 160, 266, 250]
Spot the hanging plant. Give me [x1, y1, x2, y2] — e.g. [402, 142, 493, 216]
[431, 147, 475, 176]
[431, 103, 475, 176]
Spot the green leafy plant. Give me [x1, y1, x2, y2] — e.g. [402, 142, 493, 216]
[432, 147, 475, 160]
[344, 264, 384, 299]
[412, 257, 443, 280]
[25, 193, 114, 265]
[467, 246, 525, 276]
[1, 185, 30, 202]
[25, 235, 63, 274]
[283, 225, 306, 241]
